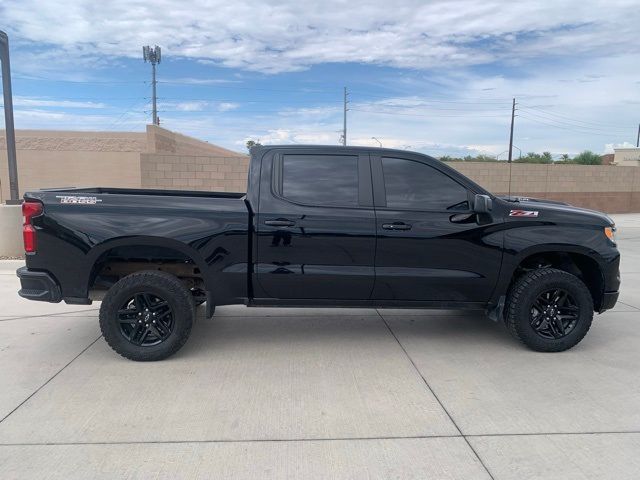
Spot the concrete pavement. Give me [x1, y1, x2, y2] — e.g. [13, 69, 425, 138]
[0, 214, 639, 479]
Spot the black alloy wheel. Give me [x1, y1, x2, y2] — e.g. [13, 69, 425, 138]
[118, 292, 175, 346]
[530, 288, 579, 340]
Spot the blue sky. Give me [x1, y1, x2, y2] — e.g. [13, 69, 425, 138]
[1, 0, 639, 156]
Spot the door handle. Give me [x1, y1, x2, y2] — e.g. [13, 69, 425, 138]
[382, 222, 412, 231]
[265, 219, 295, 227]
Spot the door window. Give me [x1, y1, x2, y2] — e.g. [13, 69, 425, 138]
[279, 154, 359, 207]
[382, 157, 468, 210]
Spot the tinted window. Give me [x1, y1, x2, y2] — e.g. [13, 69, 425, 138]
[382, 157, 468, 210]
[281, 154, 359, 206]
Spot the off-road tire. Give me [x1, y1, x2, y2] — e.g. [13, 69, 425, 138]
[100, 270, 195, 361]
[505, 268, 594, 352]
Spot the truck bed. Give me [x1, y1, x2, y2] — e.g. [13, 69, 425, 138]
[38, 186, 246, 199]
[23, 186, 251, 305]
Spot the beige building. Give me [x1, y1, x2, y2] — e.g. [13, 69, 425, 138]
[613, 147, 640, 166]
[0, 125, 247, 202]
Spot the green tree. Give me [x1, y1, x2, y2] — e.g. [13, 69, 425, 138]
[516, 152, 552, 164]
[573, 150, 602, 165]
[475, 154, 497, 162]
[246, 139, 262, 151]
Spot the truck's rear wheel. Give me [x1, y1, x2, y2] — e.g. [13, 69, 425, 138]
[99, 270, 195, 361]
[505, 268, 593, 352]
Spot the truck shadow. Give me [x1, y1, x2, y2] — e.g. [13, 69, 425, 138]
[178, 309, 517, 359]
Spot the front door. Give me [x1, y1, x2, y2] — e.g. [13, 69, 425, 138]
[255, 149, 376, 300]
[371, 154, 503, 303]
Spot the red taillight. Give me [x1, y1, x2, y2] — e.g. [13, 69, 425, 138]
[22, 201, 43, 253]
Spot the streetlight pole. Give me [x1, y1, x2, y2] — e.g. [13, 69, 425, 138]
[371, 137, 382, 147]
[0, 30, 20, 204]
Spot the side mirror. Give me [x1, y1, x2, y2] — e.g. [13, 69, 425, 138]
[473, 194, 492, 213]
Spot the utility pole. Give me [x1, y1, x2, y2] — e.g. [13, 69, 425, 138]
[342, 87, 348, 146]
[507, 97, 516, 197]
[0, 30, 19, 204]
[508, 98, 516, 163]
[143, 46, 161, 126]
[636, 123, 639, 148]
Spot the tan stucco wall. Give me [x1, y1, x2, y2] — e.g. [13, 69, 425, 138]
[0, 205, 22, 257]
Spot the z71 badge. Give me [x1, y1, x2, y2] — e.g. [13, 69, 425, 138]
[56, 195, 102, 205]
[509, 209, 538, 217]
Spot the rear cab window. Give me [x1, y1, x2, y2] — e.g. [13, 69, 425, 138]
[275, 154, 361, 207]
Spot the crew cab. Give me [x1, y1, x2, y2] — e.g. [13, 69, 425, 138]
[17, 146, 620, 360]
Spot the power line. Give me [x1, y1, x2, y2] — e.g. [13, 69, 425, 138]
[13, 74, 147, 85]
[518, 114, 631, 137]
[519, 103, 630, 129]
[518, 110, 630, 134]
[352, 102, 510, 112]
[349, 108, 506, 118]
[350, 92, 513, 105]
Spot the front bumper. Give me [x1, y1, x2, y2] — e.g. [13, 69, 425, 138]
[599, 291, 619, 313]
[17, 267, 62, 303]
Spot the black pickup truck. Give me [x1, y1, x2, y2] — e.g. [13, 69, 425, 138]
[17, 146, 620, 360]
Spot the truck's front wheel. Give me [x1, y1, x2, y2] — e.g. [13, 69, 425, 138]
[99, 270, 195, 361]
[505, 268, 594, 352]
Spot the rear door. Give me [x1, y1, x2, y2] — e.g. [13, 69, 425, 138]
[371, 153, 503, 303]
[255, 148, 376, 300]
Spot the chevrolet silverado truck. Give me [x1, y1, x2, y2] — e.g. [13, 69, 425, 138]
[17, 146, 620, 361]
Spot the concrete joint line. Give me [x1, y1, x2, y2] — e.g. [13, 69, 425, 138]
[0, 336, 102, 424]
[375, 309, 496, 480]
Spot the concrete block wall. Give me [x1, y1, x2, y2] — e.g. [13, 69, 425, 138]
[449, 163, 640, 213]
[141, 154, 249, 192]
[140, 157, 640, 212]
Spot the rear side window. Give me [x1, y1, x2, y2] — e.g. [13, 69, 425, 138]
[382, 157, 468, 210]
[280, 154, 359, 206]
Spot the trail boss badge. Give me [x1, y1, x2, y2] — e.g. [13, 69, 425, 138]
[509, 209, 539, 217]
[56, 195, 102, 205]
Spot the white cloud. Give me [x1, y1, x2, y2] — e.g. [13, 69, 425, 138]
[160, 77, 241, 85]
[2, 96, 105, 109]
[2, 1, 638, 156]
[604, 142, 637, 154]
[2, 0, 638, 74]
[217, 102, 239, 112]
[173, 101, 209, 112]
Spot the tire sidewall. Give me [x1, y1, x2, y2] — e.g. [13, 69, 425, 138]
[100, 272, 194, 361]
[510, 271, 593, 351]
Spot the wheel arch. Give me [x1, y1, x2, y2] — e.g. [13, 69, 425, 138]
[499, 245, 605, 311]
[84, 236, 214, 296]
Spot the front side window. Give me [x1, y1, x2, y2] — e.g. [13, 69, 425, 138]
[280, 154, 359, 206]
[382, 157, 468, 210]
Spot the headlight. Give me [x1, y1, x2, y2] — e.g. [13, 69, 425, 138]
[604, 225, 617, 244]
